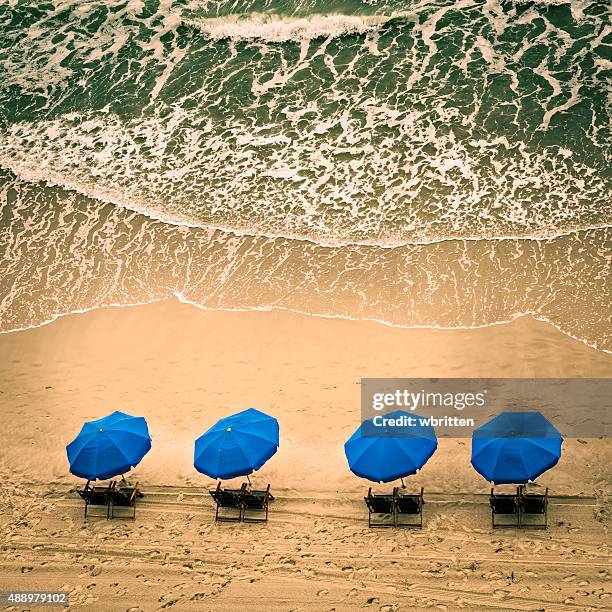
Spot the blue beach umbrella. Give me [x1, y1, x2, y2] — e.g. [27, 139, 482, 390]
[66, 410, 152, 481]
[344, 410, 438, 483]
[194, 408, 279, 480]
[471, 411, 563, 484]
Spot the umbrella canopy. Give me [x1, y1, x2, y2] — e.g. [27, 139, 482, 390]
[471, 411, 563, 484]
[194, 408, 279, 479]
[66, 410, 152, 480]
[344, 410, 438, 483]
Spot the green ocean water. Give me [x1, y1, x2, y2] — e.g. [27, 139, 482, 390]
[0, 0, 610, 350]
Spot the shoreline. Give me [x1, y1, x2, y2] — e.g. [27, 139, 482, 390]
[2, 291, 611, 357]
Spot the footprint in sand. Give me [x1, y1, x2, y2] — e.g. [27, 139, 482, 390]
[562, 574, 577, 582]
[317, 589, 329, 597]
[159, 598, 181, 608]
[190, 593, 208, 601]
[281, 556, 297, 565]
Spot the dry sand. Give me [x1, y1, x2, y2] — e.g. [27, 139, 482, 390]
[0, 298, 610, 610]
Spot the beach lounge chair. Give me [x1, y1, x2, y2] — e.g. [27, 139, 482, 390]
[209, 482, 245, 522]
[364, 487, 397, 528]
[518, 486, 548, 529]
[490, 487, 520, 528]
[395, 487, 424, 528]
[77, 480, 113, 519]
[241, 484, 274, 523]
[109, 481, 140, 519]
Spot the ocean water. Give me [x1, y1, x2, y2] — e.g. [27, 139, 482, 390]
[0, 0, 610, 351]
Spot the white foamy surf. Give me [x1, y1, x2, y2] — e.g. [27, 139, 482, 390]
[0, 0, 610, 355]
[186, 12, 391, 41]
[1, 171, 610, 354]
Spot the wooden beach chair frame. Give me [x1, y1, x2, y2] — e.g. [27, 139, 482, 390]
[364, 487, 425, 528]
[518, 486, 548, 529]
[490, 487, 520, 528]
[209, 482, 246, 522]
[364, 487, 397, 528]
[109, 481, 140, 520]
[77, 480, 113, 519]
[395, 486, 424, 528]
[241, 484, 274, 523]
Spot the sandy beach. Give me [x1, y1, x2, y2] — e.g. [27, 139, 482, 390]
[1, 298, 612, 492]
[0, 299, 610, 610]
[2, 1, 611, 610]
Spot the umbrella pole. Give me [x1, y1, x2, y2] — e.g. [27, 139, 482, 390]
[400, 478, 406, 489]
[247, 474, 252, 488]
